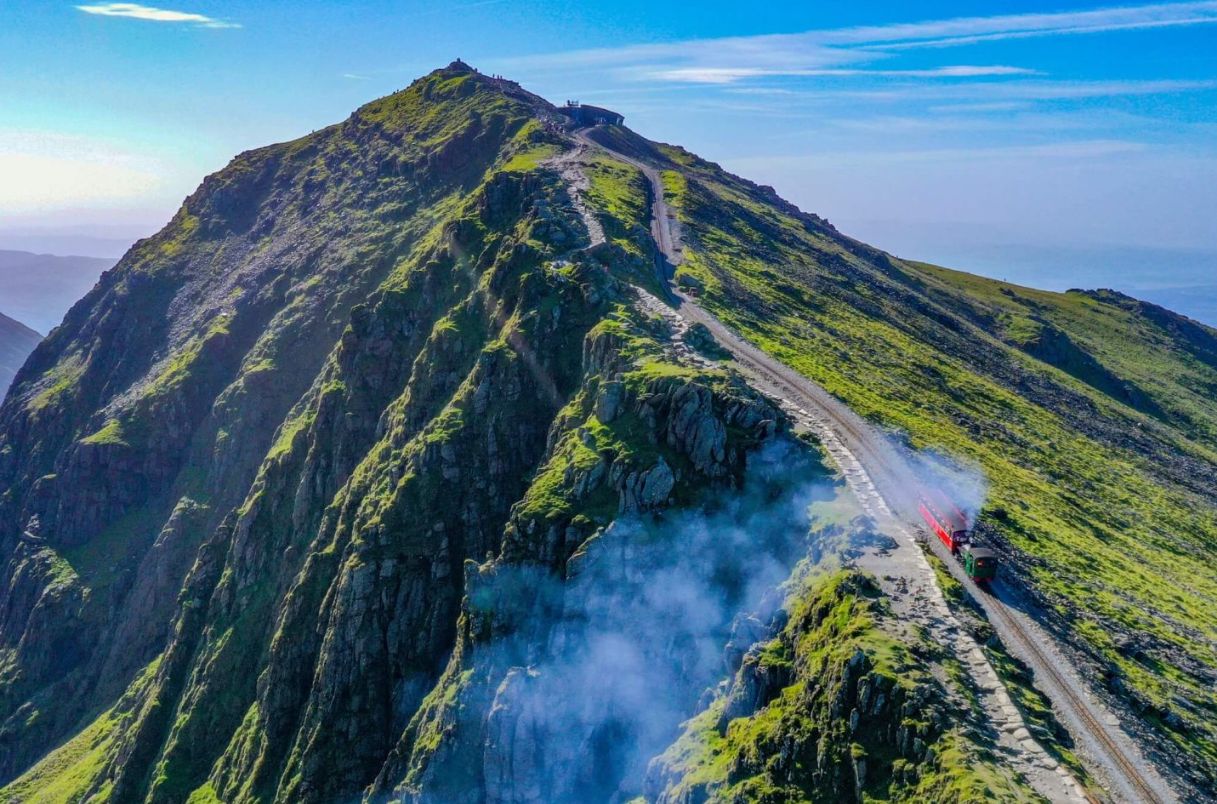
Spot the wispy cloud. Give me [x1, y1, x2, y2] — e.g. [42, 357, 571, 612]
[730, 140, 1149, 171]
[503, 1, 1217, 86]
[929, 101, 1032, 113]
[823, 78, 1217, 103]
[989, 78, 1217, 100]
[75, 3, 240, 29]
[830, 2, 1217, 49]
[693, 79, 1217, 111]
[651, 65, 1036, 85]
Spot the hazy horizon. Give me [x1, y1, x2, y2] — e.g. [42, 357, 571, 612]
[2, 1, 1214, 325]
[2, 220, 1213, 328]
[1, 221, 1215, 329]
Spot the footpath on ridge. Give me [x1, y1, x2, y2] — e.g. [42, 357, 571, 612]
[562, 126, 1176, 804]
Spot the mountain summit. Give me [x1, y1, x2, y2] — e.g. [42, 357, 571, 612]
[1, 64, 1214, 802]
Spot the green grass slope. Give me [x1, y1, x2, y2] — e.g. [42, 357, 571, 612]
[636, 134, 1217, 793]
[0, 66, 1207, 803]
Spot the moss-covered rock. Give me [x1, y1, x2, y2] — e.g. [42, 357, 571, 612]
[646, 571, 1038, 803]
[0, 61, 1204, 804]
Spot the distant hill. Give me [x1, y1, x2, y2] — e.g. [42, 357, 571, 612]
[0, 312, 40, 397]
[0, 250, 115, 334]
[1137, 283, 1217, 328]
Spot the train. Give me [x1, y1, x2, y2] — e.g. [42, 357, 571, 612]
[918, 489, 998, 583]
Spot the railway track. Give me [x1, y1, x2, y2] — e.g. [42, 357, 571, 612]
[572, 126, 1175, 803]
[985, 587, 1165, 804]
[801, 366, 1168, 804]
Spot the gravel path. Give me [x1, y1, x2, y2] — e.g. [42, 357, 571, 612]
[567, 128, 1177, 804]
[546, 142, 605, 248]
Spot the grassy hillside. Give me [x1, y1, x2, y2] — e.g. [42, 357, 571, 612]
[646, 136, 1217, 792]
[0, 65, 1209, 802]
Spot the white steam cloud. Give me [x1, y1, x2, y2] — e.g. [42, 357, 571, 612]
[425, 433, 992, 801]
[904, 447, 990, 526]
[462, 440, 831, 801]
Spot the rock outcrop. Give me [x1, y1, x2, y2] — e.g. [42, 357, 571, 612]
[0, 64, 847, 804]
[5, 59, 1197, 804]
[645, 571, 1035, 803]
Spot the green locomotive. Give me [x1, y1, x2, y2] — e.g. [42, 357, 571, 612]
[919, 489, 999, 584]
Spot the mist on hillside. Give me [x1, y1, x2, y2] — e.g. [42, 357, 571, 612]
[463, 439, 834, 800]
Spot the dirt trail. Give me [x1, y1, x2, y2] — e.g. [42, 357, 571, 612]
[569, 128, 1176, 804]
[547, 141, 606, 247]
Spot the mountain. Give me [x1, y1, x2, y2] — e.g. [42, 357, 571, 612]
[1, 63, 1213, 803]
[0, 249, 116, 335]
[0, 312, 41, 396]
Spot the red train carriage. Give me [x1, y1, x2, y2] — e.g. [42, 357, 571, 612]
[918, 489, 971, 553]
[918, 489, 999, 584]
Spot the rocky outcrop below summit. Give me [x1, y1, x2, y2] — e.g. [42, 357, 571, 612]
[646, 570, 1039, 803]
[363, 305, 802, 800]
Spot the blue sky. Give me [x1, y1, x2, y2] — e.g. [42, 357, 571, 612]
[2, 1, 1215, 300]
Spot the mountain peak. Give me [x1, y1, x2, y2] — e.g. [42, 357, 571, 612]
[1, 63, 1214, 804]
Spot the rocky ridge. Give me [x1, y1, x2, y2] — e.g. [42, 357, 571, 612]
[0, 62, 1205, 803]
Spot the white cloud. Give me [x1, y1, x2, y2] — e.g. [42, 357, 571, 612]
[503, 1, 1217, 86]
[650, 65, 1036, 84]
[991, 78, 1217, 99]
[824, 79, 1217, 103]
[730, 140, 1148, 171]
[75, 3, 240, 29]
[928, 101, 1032, 113]
[828, 2, 1217, 49]
[699, 79, 1217, 108]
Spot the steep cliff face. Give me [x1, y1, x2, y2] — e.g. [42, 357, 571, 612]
[0, 63, 582, 795]
[365, 380, 796, 803]
[2, 63, 1210, 802]
[0, 65, 909, 803]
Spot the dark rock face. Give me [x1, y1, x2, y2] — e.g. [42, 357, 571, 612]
[0, 65, 585, 797]
[371, 432, 820, 804]
[0, 63, 822, 804]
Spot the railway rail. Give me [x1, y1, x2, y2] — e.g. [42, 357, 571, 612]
[572, 126, 1177, 803]
[986, 586, 1165, 804]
